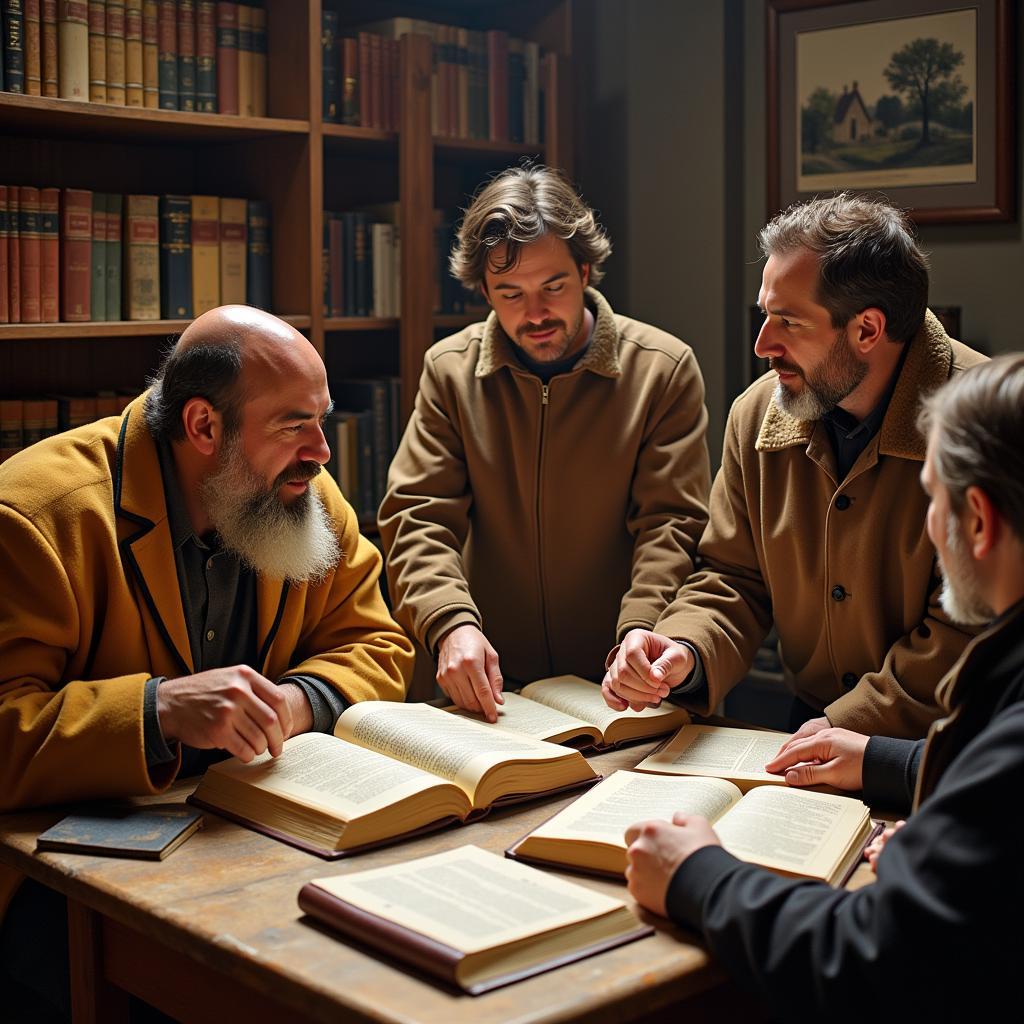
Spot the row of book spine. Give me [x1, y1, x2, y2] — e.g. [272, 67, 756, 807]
[0, 0, 266, 115]
[322, 15, 544, 144]
[0, 185, 270, 323]
[323, 210, 400, 320]
[0, 390, 133, 461]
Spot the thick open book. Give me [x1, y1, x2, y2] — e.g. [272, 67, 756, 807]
[298, 845, 652, 994]
[508, 770, 878, 886]
[189, 702, 600, 858]
[450, 675, 690, 750]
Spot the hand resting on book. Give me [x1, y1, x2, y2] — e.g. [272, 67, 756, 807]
[764, 727, 869, 791]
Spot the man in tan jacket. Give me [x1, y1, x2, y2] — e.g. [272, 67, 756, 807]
[604, 193, 985, 740]
[379, 166, 711, 721]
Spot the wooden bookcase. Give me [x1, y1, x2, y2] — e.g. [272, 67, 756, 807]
[0, 0, 574, 425]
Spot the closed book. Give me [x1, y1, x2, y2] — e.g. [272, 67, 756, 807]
[155, 0, 174, 108]
[21, 398, 47, 446]
[24, 0, 39, 94]
[340, 35, 357, 125]
[7, 186, 19, 323]
[245, 198, 269, 309]
[39, 397, 58, 437]
[333, 377, 390, 511]
[89, 191, 106, 321]
[320, 9, 337, 122]
[95, 390, 120, 416]
[39, 187, 59, 321]
[327, 214, 342, 317]
[507, 37, 525, 144]
[124, 193, 159, 319]
[158, 194, 191, 318]
[86, 0, 104, 100]
[104, 0, 124, 104]
[140, 0, 155, 106]
[368, 30, 381, 129]
[249, 0, 263, 115]
[523, 40, 539, 146]
[194, 0, 214, 111]
[218, 196, 245, 304]
[370, 222, 388, 318]
[57, 0, 88, 98]
[486, 30, 507, 142]
[214, 1, 236, 114]
[190, 194, 219, 314]
[356, 32, 370, 127]
[352, 211, 368, 317]
[235, 0, 251, 115]
[388, 37, 399, 131]
[0, 399, 23, 461]
[0, 186, 8, 323]
[175, 0, 194, 110]
[340, 210, 354, 316]
[104, 192, 122, 320]
[41, 0, 56, 94]
[123, 0, 141, 104]
[17, 186, 41, 324]
[3, 0, 25, 94]
[320, 217, 328, 315]
[55, 393, 97, 429]
[37, 805, 203, 860]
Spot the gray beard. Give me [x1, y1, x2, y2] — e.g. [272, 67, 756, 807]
[938, 509, 993, 627]
[200, 439, 341, 584]
[774, 329, 868, 421]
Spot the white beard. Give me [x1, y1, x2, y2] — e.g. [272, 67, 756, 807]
[938, 509, 992, 626]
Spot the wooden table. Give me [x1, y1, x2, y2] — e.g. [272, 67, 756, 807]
[0, 742, 790, 1024]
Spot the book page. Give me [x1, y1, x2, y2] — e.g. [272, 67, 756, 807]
[310, 845, 625, 954]
[635, 725, 789, 784]
[716, 786, 869, 876]
[521, 675, 682, 732]
[204, 733, 448, 817]
[336, 702, 576, 798]
[531, 770, 742, 846]
[446, 691, 598, 742]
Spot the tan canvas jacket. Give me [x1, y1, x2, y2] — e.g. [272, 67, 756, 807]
[379, 287, 711, 684]
[656, 311, 986, 738]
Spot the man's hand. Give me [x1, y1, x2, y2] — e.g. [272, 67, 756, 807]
[775, 714, 830, 757]
[602, 630, 693, 712]
[436, 624, 504, 723]
[866, 820, 905, 873]
[764, 727, 869, 790]
[624, 813, 721, 917]
[157, 666, 294, 762]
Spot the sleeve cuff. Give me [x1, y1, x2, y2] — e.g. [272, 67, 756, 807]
[143, 677, 178, 768]
[862, 736, 924, 813]
[283, 675, 349, 734]
[424, 610, 482, 658]
[664, 845, 746, 931]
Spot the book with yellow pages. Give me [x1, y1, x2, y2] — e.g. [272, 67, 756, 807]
[298, 845, 652, 994]
[449, 674, 690, 750]
[189, 701, 600, 858]
[507, 769, 880, 887]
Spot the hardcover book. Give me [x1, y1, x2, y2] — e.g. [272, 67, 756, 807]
[39, 186, 59, 321]
[7, 186, 19, 322]
[60, 187, 92, 320]
[104, 192, 122, 319]
[159, 193, 191, 318]
[57, 0, 88, 99]
[123, 0, 142, 105]
[175, 0, 194, 111]
[17, 185, 41, 323]
[214, 0, 237, 114]
[194, 0, 214, 111]
[23, 0, 40, 94]
[218, 196, 246, 304]
[140, 0, 156, 106]
[244, 197, 269, 309]
[41, 0, 57, 95]
[190, 193, 219, 314]
[87, 0, 106, 102]
[125, 193, 159, 319]
[90, 191, 107, 321]
[0, 185, 8, 323]
[37, 804, 203, 859]
[155, 0, 175, 108]
[235, 0, 250, 115]
[104, 0, 125, 104]
[249, 0, 264, 115]
[3, 0, 26, 94]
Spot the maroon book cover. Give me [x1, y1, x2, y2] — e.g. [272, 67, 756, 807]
[61, 188, 93, 322]
[215, 1, 238, 114]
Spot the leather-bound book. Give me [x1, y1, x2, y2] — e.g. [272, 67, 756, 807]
[0, 186, 8, 324]
[159, 194, 191, 318]
[214, 1, 237, 114]
[194, 0, 214, 111]
[57, 0, 88, 99]
[124, 194, 159, 319]
[218, 196, 246, 305]
[235, 0, 251, 115]
[245, 198, 269, 309]
[156, 0, 175, 108]
[89, 191, 107, 321]
[104, 192, 122, 320]
[175, 0, 194, 110]
[140, 0, 156, 106]
[60, 190, 93, 320]
[103, 0, 125, 103]
[23, 0, 40, 94]
[3, 0, 25, 94]
[190, 194, 219, 314]
[38, 186, 59, 322]
[123, 0, 142, 105]
[87, 0, 104, 101]
[7, 186, 19, 323]
[17, 185, 41, 324]
[249, 0, 264, 115]
[41, 0, 57, 94]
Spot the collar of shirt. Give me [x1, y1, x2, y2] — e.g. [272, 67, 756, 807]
[823, 340, 910, 441]
[156, 438, 217, 553]
[510, 300, 596, 382]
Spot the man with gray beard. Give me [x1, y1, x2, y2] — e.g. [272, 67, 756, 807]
[604, 193, 986, 742]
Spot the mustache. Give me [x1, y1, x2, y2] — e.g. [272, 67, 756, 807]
[273, 461, 322, 489]
[518, 319, 565, 338]
[769, 357, 804, 378]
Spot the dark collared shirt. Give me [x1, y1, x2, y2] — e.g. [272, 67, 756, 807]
[509, 305, 595, 382]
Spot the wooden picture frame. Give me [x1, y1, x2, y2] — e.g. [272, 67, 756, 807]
[767, 0, 1015, 223]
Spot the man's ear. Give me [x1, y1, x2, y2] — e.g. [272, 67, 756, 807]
[579, 262, 590, 289]
[964, 484, 1001, 560]
[181, 398, 220, 457]
[480, 281, 492, 308]
[851, 307, 887, 354]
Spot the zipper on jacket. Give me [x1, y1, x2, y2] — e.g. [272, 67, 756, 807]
[542, 384, 549, 405]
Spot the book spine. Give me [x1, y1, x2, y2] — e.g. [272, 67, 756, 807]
[57, 0, 88, 98]
[155, 0, 174, 108]
[235, 0, 250, 115]
[190, 194, 219, 314]
[245, 198, 269, 310]
[356, 409, 374, 521]
[320, 9, 337, 122]
[507, 39, 525, 144]
[86, 0, 104, 100]
[486, 30, 507, 142]
[22, 399, 45, 447]
[370, 222, 384, 318]
[123, 0, 141, 105]
[24, 0, 39, 94]
[369, 30, 380, 130]
[357, 32, 370, 128]
[3, 1, 25, 94]
[61, 188, 92, 321]
[41, 0, 57, 94]
[523, 40, 539, 146]
[389, 38, 399, 132]
[104, 192, 122, 319]
[140, 0, 155, 106]
[104, 0, 124, 103]
[125, 193, 159, 319]
[159, 194, 191, 318]
[218, 195, 245, 305]
[340, 35, 357, 125]
[7, 187, 19, 322]
[0, 186, 8, 324]
[40, 397, 58, 437]
[39, 186, 59, 321]
[90, 190, 107, 320]
[0, 400, 23, 462]
[457, 27, 469, 140]
[341, 210, 354, 317]
[328, 215, 342, 317]
[214, 1, 236, 114]
[176, 0, 194, 111]
[17, 186, 40, 323]
[249, 0, 263, 115]
[320, 216, 328, 315]
[194, 0, 214, 111]
[353, 212, 367, 317]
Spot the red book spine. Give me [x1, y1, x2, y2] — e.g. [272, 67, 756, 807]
[7, 188, 19, 324]
[25, 0, 42, 95]
[215, 1, 238, 115]
[18, 186, 42, 323]
[357, 32, 370, 128]
[0, 186, 8, 324]
[42, 0, 59, 95]
[39, 187, 60, 322]
[61, 188, 93, 322]
[487, 30, 508, 142]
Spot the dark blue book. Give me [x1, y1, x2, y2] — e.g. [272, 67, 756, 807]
[37, 804, 203, 860]
[3, 0, 25, 93]
[246, 199, 271, 310]
[159, 195, 192, 318]
[321, 9, 338, 122]
[157, 0, 178, 109]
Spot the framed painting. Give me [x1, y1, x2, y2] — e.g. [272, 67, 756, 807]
[766, 0, 1015, 223]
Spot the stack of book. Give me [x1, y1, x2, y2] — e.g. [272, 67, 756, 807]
[0, 184, 271, 323]
[322, 207, 399, 320]
[0, 390, 134, 461]
[321, 13, 544, 144]
[0, 1, 267, 115]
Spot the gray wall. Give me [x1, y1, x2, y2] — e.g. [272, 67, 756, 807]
[577, 0, 1023, 467]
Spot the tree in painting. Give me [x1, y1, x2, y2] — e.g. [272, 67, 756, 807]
[883, 38, 966, 146]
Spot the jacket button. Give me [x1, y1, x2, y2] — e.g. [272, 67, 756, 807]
[831, 585, 846, 602]
[835, 494, 851, 511]
[842, 672, 858, 689]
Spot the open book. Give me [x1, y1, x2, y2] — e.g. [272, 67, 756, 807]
[508, 770, 878, 886]
[298, 845, 652, 994]
[189, 702, 600, 858]
[450, 675, 690, 750]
